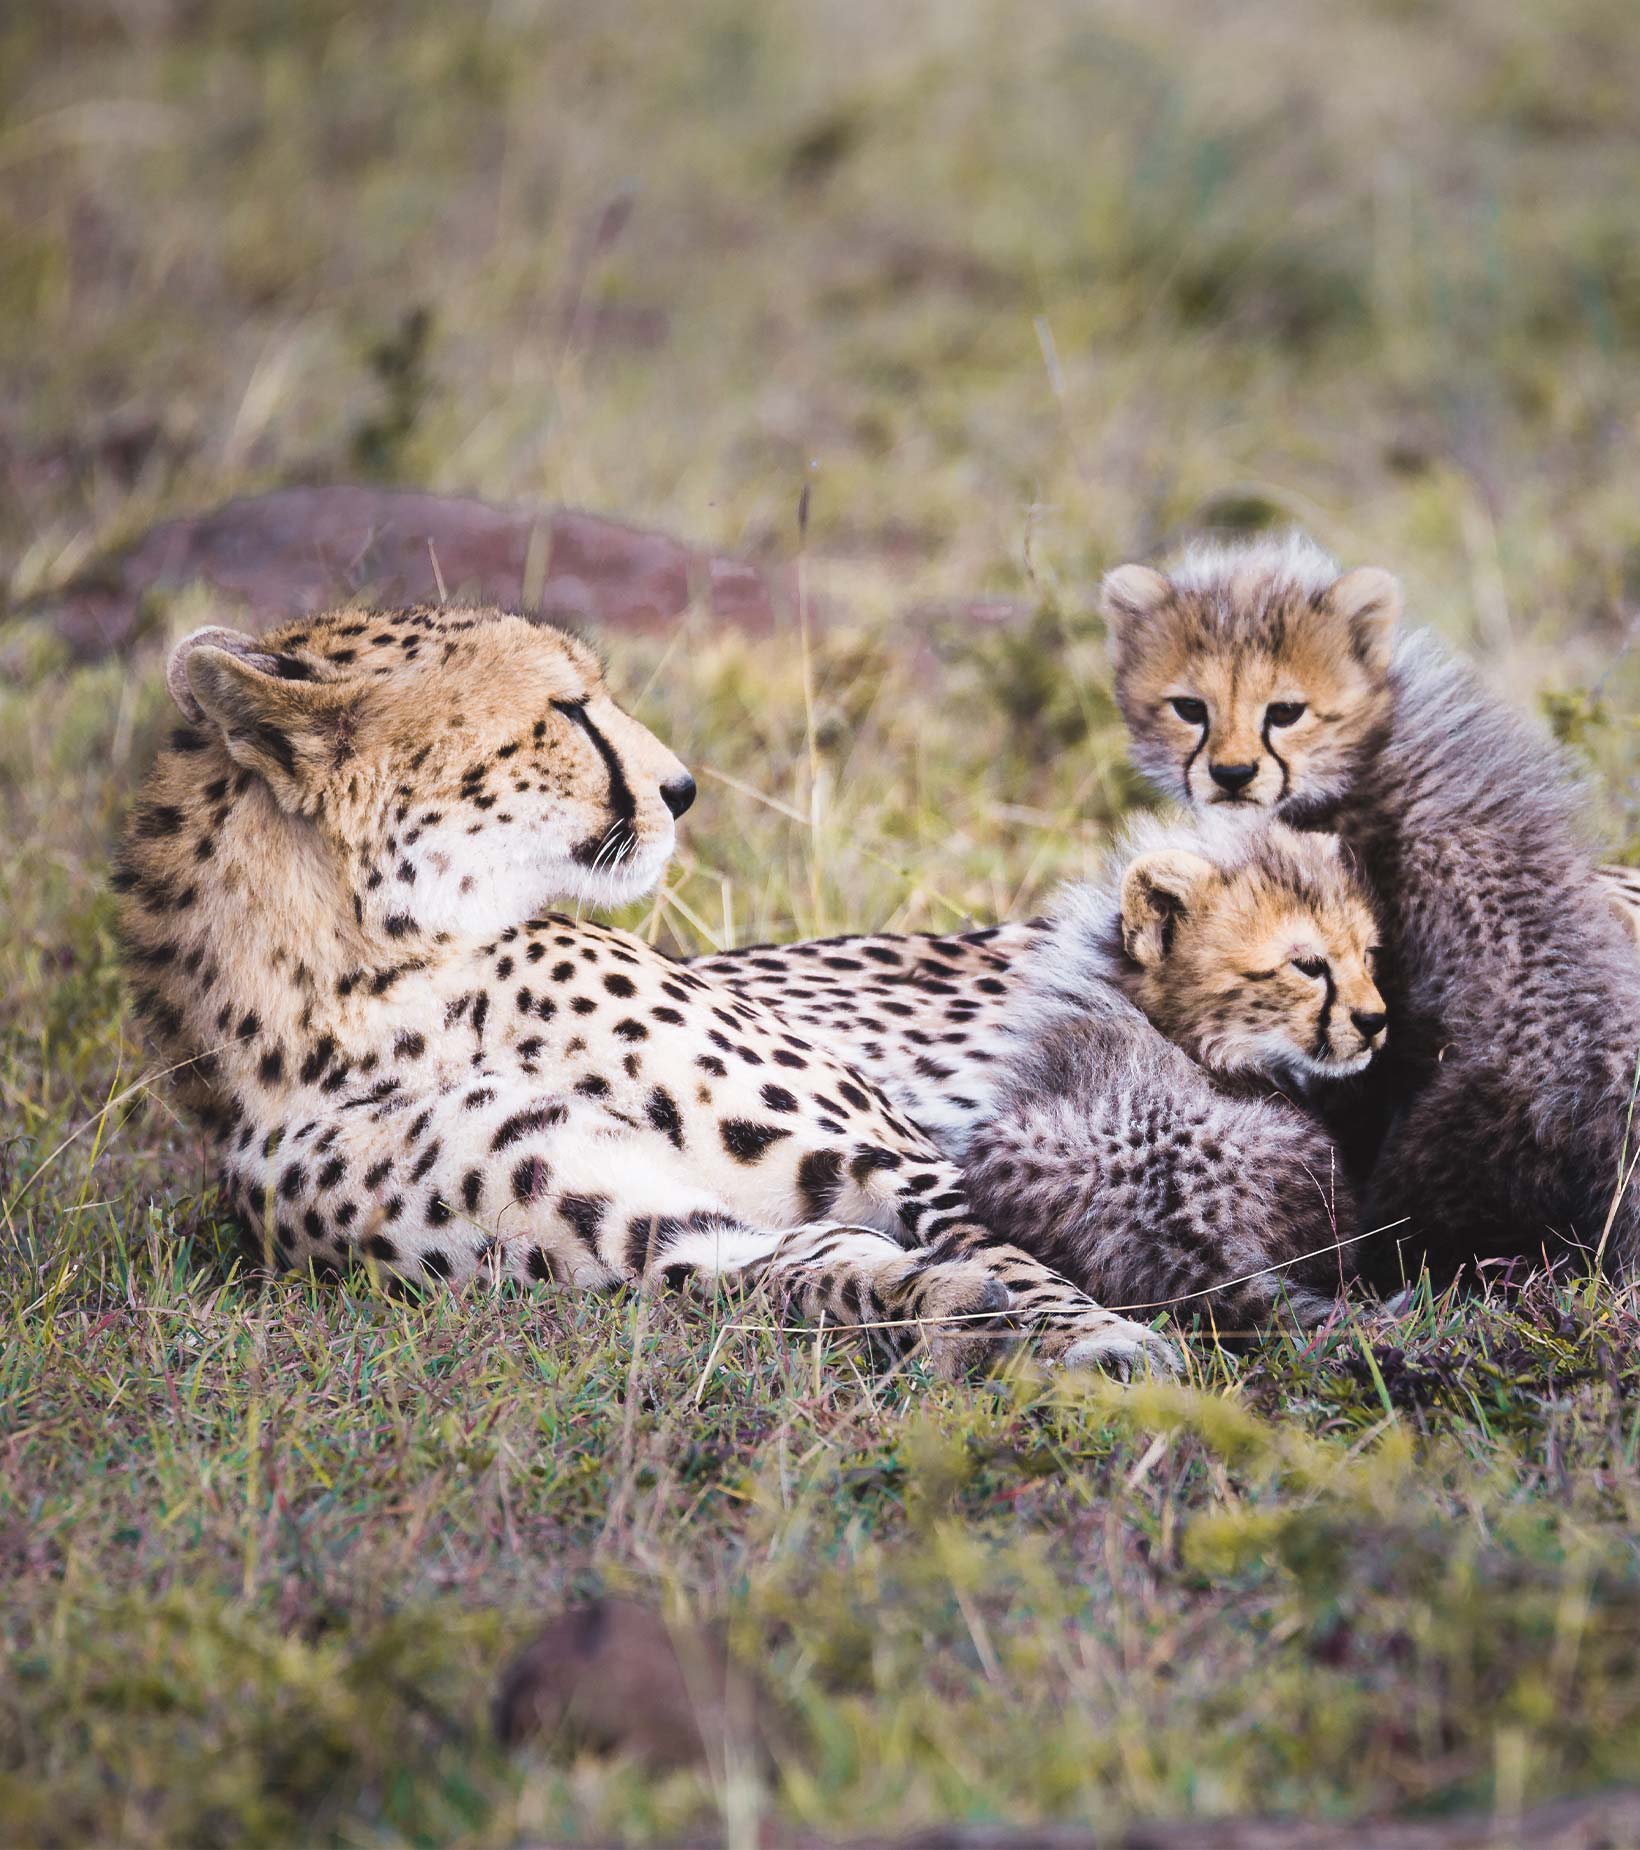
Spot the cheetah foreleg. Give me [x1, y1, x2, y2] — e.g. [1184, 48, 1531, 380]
[650, 1214, 1013, 1378]
[922, 1226, 1181, 1379]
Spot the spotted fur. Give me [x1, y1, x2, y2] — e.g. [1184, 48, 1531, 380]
[702, 816, 1388, 1326]
[1104, 536, 1640, 1282]
[115, 605, 1172, 1378]
[1102, 538, 1640, 938]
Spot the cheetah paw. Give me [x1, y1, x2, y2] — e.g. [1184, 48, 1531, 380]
[910, 1265, 1014, 1380]
[1047, 1314, 1180, 1381]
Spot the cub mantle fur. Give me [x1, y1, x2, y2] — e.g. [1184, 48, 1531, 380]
[961, 813, 1381, 1329]
[703, 814, 1386, 1327]
[1103, 535, 1640, 1280]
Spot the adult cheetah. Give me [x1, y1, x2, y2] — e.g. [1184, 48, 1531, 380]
[114, 606, 1172, 1377]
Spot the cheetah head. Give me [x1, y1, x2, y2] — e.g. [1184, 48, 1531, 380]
[1103, 534, 1401, 817]
[167, 607, 695, 941]
[1115, 816, 1387, 1083]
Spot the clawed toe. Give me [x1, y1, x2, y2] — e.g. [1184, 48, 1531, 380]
[1055, 1320, 1180, 1380]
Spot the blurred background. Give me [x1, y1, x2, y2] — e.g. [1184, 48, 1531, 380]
[5, 2, 1640, 825]
[7, 8, 1640, 1844]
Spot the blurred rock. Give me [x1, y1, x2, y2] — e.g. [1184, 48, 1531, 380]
[494, 1597, 762, 1773]
[37, 487, 792, 659]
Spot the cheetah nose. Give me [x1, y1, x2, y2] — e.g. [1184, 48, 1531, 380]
[1350, 1008, 1387, 1040]
[660, 773, 697, 819]
[1209, 761, 1258, 794]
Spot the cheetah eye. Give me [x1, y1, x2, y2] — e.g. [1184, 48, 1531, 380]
[1291, 955, 1329, 980]
[1169, 696, 1208, 725]
[1266, 701, 1306, 727]
[551, 699, 588, 717]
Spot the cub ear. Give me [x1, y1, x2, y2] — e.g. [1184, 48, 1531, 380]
[175, 631, 358, 813]
[1101, 565, 1171, 650]
[1326, 567, 1401, 674]
[1119, 848, 1215, 968]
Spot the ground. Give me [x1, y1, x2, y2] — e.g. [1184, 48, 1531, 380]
[4, 1, 1640, 1843]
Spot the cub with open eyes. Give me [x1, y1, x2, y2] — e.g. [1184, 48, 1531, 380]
[1104, 535, 1640, 1284]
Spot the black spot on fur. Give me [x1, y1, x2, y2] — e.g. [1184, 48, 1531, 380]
[512, 1156, 550, 1202]
[720, 1119, 793, 1164]
[797, 1149, 844, 1217]
[850, 1146, 903, 1181]
[491, 1105, 563, 1151]
[646, 1087, 684, 1149]
[559, 1193, 606, 1252]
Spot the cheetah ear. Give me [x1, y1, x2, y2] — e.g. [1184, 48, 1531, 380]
[1326, 567, 1401, 674]
[1101, 565, 1171, 650]
[1119, 848, 1215, 968]
[166, 627, 287, 724]
[180, 638, 359, 814]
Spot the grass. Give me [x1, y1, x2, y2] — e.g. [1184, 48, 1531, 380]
[4, 0, 1640, 1843]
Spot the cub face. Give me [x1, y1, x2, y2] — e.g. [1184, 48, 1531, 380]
[1118, 821, 1387, 1081]
[1103, 536, 1402, 815]
[167, 609, 695, 942]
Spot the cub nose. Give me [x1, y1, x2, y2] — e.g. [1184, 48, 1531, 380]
[1209, 761, 1258, 794]
[1350, 1008, 1387, 1040]
[660, 773, 697, 819]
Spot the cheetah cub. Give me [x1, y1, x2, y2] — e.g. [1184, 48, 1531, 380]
[1103, 535, 1640, 942]
[115, 605, 1171, 1378]
[703, 814, 1386, 1326]
[1103, 535, 1640, 1282]
[959, 814, 1383, 1328]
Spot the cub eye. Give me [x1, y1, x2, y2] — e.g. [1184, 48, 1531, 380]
[1169, 696, 1208, 725]
[1291, 955, 1329, 980]
[1266, 701, 1306, 727]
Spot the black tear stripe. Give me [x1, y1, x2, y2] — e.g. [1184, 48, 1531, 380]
[555, 702, 638, 867]
[1261, 714, 1292, 800]
[1181, 719, 1209, 799]
[1312, 965, 1338, 1061]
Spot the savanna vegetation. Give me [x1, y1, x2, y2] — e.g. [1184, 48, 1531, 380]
[3, 1, 1640, 1842]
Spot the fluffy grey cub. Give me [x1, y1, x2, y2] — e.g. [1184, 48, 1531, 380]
[1100, 532, 1640, 1283]
[1335, 630, 1640, 1283]
[962, 815, 1386, 1330]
